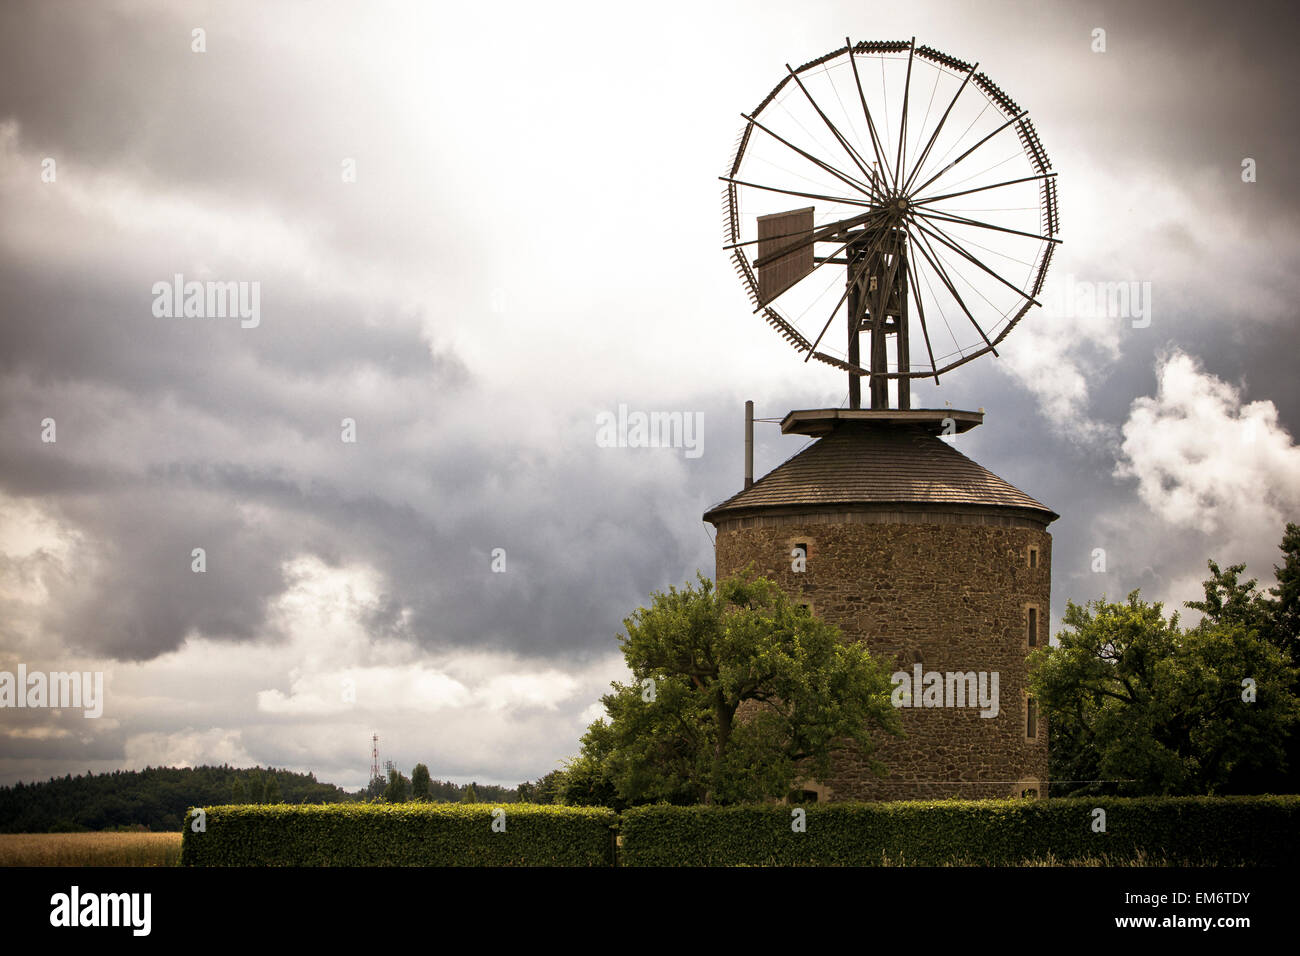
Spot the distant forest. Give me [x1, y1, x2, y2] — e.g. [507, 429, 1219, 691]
[0, 765, 521, 833]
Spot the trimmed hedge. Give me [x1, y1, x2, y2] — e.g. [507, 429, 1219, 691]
[180, 803, 617, 866]
[180, 797, 1300, 866]
[618, 796, 1300, 866]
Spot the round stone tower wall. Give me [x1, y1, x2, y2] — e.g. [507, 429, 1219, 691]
[713, 508, 1051, 801]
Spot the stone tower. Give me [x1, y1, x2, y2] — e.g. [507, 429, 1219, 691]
[704, 407, 1057, 802]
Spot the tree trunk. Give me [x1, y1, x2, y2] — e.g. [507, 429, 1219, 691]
[708, 697, 734, 805]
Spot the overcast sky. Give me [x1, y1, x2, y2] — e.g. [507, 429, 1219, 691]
[1, 0, 1297, 790]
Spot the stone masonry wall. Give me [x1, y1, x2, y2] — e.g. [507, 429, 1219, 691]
[714, 516, 1051, 801]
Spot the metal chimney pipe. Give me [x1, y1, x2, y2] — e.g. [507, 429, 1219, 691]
[744, 400, 754, 489]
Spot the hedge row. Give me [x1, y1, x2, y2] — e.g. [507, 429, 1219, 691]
[618, 796, 1300, 866]
[180, 803, 617, 866]
[180, 796, 1300, 866]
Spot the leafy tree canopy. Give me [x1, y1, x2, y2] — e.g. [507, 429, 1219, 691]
[515, 769, 565, 804]
[410, 763, 432, 801]
[1030, 590, 1299, 796]
[1186, 522, 1300, 668]
[572, 570, 901, 806]
[384, 767, 411, 804]
[1270, 522, 1300, 660]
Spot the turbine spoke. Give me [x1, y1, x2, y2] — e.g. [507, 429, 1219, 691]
[909, 215, 1041, 306]
[845, 36, 895, 186]
[901, 61, 979, 195]
[742, 112, 879, 200]
[911, 206, 1062, 244]
[911, 109, 1027, 196]
[905, 222, 997, 353]
[805, 233, 878, 358]
[719, 176, 875, 209]
[904, 243, 941, 382]
[895, 38, 916, 192]
[912, 171, 1056, 207]
[784, 65, 878, 189]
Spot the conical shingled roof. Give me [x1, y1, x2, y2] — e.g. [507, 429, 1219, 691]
[704, 422, 1057, 524]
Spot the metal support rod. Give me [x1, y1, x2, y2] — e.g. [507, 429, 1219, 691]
[744, 400, 754, 489]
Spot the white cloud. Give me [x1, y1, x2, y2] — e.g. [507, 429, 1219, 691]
[256, 668, 471, 716]
[1116, 350, 1300, 536]
[578, 700, 607, 727]
[1089, 350, 1300, 614]
[124, 728, 256, 770]
[999, 287, 1122, 448]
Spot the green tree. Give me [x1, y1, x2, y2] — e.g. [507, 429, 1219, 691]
[384, 767, 410, 803]
[1182, 524, 1300, 793]
[560, 726, 623, 809]
[1029, 591, 1299, 796]
[1185, 560, 1274, 635]
[264, 774, 282, 804]
[245, 770, 263, 803]
[1185, 524, 1300, 667]
[410, 763, 431, 801]
[1267, 522, 1300, 665]
[1267, 522, 1300, 794]
[460, 784, 478, 804]
[572, 570, 901, 806]
[516, 769, 566, 804]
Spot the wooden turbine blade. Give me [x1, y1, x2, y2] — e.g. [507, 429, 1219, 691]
[756, 207, 815, 304]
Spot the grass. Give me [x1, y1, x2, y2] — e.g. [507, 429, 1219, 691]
[0, 833, 1216, 867]
[0, 832, 183, 867]
[939, 852, 1228, 867]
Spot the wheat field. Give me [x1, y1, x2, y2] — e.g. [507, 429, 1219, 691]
[0, 832, 182, 867]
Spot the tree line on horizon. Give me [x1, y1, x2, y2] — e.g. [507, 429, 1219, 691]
[0, 765, 352, 833]
[0, 762, 527, 832]
[362, 763, 519, 805]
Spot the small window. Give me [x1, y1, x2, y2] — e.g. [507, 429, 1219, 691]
[1028, 546, 1039, 569]
[1021, 787, 1039, 800]
[794, 542, 808, 558]
[1027, 697, 1038, 739]
[797, 602, 811, 615]
[1027, 607, 1038, 647]
[788, 788, 819, 804]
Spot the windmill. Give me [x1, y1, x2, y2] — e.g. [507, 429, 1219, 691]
[722, 38, 1059, 409]
[706, 40, 1062, 802]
